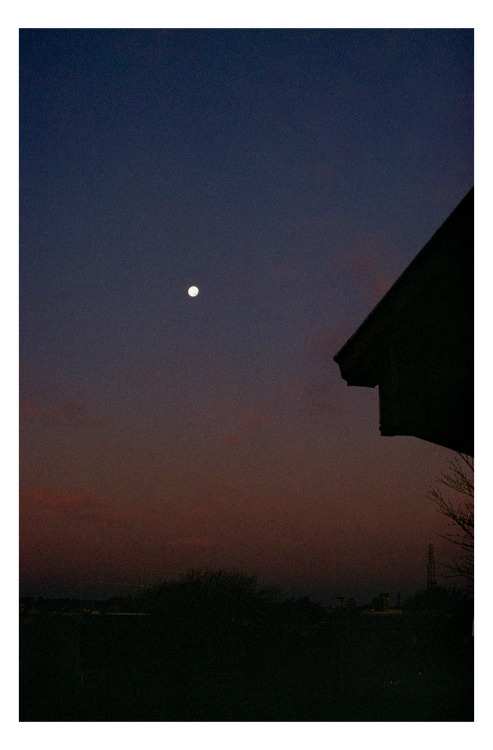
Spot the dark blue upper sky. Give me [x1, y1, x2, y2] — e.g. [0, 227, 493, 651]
[19, 28, 473, 603]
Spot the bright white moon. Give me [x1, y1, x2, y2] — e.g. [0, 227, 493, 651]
[188, 286, 199, 297]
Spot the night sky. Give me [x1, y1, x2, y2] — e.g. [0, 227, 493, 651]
[19, 28, 474, 605]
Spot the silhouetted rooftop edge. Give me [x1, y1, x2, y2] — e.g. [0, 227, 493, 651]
[334, 188, 474, 456]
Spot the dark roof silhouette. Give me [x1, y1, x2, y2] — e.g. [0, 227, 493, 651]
[334, 188, 474, 456]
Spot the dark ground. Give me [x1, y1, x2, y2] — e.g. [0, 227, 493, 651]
[19, 606, 473, 721]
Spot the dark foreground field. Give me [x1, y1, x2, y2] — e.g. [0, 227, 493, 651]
[20, 607, 473, 721]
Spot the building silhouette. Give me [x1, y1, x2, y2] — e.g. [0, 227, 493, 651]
[334, 189, 473, 456]
[372, 592, 390, 611]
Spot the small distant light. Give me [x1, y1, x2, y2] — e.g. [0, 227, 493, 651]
[188, 286, 199, 297]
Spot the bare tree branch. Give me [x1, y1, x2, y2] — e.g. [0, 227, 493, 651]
[427, 453, 474, 581]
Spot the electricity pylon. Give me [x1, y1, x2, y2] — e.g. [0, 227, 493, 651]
[427, 543, 437, 590]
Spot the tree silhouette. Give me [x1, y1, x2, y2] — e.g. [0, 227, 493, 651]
[138, 569, 279, 623]
[427, 453, 474, 582]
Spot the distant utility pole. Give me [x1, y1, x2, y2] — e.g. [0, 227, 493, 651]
[427, 544, 437, 590]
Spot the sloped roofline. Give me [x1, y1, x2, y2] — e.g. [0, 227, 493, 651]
[334, 188, 474, 386]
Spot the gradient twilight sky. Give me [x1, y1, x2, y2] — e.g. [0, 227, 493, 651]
[19, 28, 474, 605]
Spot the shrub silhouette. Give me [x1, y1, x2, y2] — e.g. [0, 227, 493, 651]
[403, 585, 471, 616]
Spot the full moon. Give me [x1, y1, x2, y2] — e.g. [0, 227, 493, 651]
[187, 286, 199, 297]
